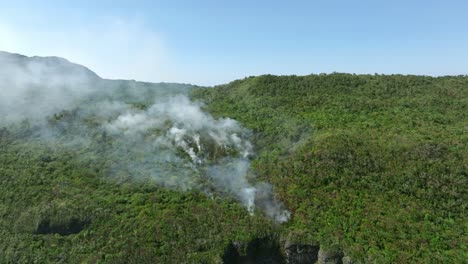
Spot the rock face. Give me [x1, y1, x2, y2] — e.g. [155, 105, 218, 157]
[284, 244, 320, 264]
[317, 248, 344, 264]
[245, 237, 284, 264]
[341, 256, 353, 264]
[222, 237, 284, 264]
[222, 235, 353, 264]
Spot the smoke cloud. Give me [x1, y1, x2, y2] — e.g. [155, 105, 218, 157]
[0, 52, 290, 223]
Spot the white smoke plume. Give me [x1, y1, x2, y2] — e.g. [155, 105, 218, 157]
[0, 51, 290, 223]
[0, 52, 99, 123]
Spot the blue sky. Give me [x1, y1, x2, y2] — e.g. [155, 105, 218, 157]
[0, 0, 467, 85]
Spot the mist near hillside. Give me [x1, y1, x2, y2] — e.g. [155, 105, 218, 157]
[0, 51, 290, 223]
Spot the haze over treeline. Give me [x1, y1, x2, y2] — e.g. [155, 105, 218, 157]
[0, 50, 466, 263]
[0, 51, 290, 223]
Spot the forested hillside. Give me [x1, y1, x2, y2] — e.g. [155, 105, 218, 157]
[0, 52, 281, 263]
[193, 73, 468, 263]
[0, 57, 466, 263]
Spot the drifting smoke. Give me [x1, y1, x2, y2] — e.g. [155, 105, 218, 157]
[0, 52, 99, 123]
[0, 51, 290, 223]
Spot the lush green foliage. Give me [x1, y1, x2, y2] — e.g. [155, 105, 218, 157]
[193, 73, 468, 263]
[0, 82, 278, 263]
[1, 73, 467, 263]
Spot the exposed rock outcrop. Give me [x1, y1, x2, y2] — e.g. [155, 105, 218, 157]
[284, 243, 320, 264]
[342, 256, 353, 264]
[222, 233, 354, 264]
[222, 236, 284, 264]
[317, 248, 344, 264]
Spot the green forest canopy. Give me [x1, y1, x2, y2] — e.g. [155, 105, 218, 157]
[1, 73, 467, 263]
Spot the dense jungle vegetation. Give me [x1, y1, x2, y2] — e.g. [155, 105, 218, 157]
[193, 73, 468, 263]
[0, 71, 467, 263]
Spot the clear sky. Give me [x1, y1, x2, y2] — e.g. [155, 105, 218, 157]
[1, 0, 467, 86]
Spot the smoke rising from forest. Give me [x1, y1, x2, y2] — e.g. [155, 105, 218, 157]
[0, 52, 290, 223]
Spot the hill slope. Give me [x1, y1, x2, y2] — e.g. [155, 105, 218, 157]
[193, 73, 468, 262]
[0, 51, 100, 80]
[0, 52, 466, 263]
[0, 53, 280, 263]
